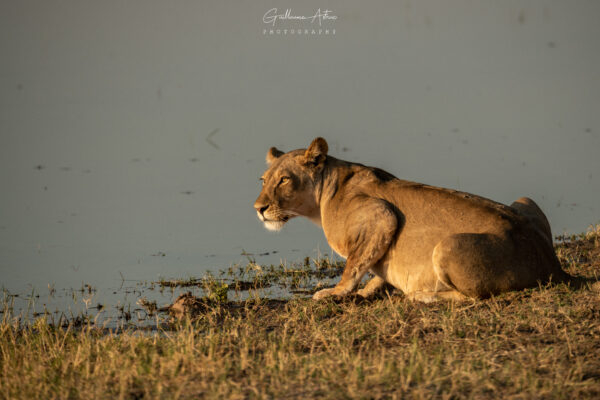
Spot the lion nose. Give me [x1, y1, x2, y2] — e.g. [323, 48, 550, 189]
[256, 204, 269, 216]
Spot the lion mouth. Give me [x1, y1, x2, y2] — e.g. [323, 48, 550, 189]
[257, 211, 290, 223]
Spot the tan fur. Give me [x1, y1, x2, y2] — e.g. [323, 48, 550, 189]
[254, 138, 569, 301]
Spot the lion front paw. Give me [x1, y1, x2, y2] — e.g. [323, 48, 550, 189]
[312, 288, 336, 300]
[356, 287, 374, 299]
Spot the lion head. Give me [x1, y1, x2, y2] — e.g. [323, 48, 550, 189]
[253, 138, 329, 231]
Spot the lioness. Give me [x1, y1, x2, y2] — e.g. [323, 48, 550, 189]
[254, 137, 569, 302]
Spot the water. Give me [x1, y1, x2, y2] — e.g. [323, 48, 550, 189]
[1, 0, 599, 318]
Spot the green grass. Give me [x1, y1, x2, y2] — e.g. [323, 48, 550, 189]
[1, 226, 599, 399]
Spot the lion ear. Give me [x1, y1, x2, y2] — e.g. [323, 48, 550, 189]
[303, 137, 328, 166]
[266, 147, 284, 165]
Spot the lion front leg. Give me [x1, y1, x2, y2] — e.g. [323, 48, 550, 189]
[356, 276, 388, 299]
[313, 200, 398, 300]
[312, 255, 377, 300]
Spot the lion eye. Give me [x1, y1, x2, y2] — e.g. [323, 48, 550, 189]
[279, 177, 290, 185]
[259, 177, 265, 186]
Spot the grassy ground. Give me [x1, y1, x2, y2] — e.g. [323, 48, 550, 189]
[1, 226, 599, 399]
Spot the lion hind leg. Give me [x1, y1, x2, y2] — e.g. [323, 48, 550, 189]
[432, 233, 539, 299]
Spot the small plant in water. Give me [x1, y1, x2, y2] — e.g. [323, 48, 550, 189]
[201, 273, 228, 303]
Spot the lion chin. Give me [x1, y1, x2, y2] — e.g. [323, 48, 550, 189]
[264, 220, 286, 231]
[257, 211, 289, 231]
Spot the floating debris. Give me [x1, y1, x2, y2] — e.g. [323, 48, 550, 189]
[137, 297, 157, 315]
[166, 292, 214, 319]
[206, 128, 220, 150]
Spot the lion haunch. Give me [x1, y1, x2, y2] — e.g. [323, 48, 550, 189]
[254, 137, 568, 302]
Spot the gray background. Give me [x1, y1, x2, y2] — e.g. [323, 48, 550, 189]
[1, 0, 599, 294]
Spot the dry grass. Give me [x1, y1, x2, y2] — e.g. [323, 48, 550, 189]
[1, 226, 600, 399]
